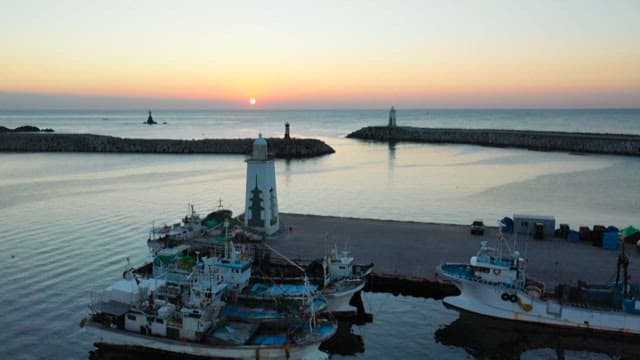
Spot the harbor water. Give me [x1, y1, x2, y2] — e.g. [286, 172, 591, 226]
[1, 109, 639, 359]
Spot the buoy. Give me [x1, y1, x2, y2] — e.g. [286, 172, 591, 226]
[517, 297, 533, 312]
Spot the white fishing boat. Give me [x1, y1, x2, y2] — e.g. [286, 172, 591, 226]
[321, 247, 369, 312]
[148, 204, 205, 245]
[437, 228, 640, 335]
[254, 244, 373, 313]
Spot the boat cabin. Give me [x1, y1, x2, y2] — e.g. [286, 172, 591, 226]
[328, 248, 354, 282]
[469, 241, 526, 285]
[201, 241, 252, 295]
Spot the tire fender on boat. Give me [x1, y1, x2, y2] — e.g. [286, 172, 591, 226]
[501, 292, 510, 301]
[509, 294, 518, 303]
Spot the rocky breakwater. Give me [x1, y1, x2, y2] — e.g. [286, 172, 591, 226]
[347, 126, 640, 156]
[0, 132, 335, 159]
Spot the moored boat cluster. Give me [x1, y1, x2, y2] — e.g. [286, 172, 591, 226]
[83, 205, 372, 359]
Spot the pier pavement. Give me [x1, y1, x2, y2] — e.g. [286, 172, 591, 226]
[270, 213, 639, 288]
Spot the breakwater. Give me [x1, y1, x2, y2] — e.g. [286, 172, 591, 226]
[0, 133, 335, 158]
[347, 126, 640, 156]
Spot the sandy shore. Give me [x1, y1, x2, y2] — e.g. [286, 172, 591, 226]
[269, 213, 639, 288]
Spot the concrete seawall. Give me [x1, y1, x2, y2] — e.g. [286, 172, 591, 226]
[0, 133, 335, 159]
[347, 126, 640, 156]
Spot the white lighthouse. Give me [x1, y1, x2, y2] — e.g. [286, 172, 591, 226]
[244, 134, 279, 235]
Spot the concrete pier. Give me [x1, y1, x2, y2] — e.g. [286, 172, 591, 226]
[347, 126, 640, 156]
[270, 213, 639, 288]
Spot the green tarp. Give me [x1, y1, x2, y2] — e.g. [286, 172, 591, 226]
[620, 226, 639, 238]
[204, 219, 219, 228]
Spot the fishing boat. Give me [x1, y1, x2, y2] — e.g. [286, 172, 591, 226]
[322, 247, 372, 312]
[148, 204, 205, 246]
[437, 228, 640, 335]
[253, 244, 373, 313]
[84, 251, 337, 359]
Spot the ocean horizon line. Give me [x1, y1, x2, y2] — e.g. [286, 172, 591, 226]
[1, 107, 639, 113]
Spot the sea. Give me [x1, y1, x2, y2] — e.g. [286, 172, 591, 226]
[1, 109, 639, 359]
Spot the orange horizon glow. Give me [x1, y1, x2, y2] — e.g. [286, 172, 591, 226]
[1, 1, 638, 109]
[2, 50, 638, 108]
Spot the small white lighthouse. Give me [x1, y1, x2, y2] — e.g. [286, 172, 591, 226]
[388, 106, 397, 127]
[244, 134, 279, 235]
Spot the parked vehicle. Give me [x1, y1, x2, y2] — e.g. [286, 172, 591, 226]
[470, 220, 485, 235]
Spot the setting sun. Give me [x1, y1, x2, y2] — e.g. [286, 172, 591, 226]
[249, 98, 256, 105]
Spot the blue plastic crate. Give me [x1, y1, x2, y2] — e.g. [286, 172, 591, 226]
[602, 231, 618, 250]
[567, 230, 579, 242]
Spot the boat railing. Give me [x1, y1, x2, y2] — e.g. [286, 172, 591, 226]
[448, 268, 524, 291]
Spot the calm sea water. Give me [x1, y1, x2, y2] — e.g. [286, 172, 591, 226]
[1, 109, 639, 359]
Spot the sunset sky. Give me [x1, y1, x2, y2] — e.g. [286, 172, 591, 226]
[1, 0, 639, 109]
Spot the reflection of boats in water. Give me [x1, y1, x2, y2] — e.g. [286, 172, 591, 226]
[319, 320, 365, 356]
[435, 306, 640, 359]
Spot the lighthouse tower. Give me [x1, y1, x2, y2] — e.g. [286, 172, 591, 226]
[388, 106, 397, 127]
[244, 134, 279, 235]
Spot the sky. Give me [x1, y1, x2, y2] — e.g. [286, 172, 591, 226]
[0, 0, 639, 109]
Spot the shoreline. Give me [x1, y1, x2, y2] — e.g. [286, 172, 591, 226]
[0, 132, 335, 159]
[347, 126, 640, 156]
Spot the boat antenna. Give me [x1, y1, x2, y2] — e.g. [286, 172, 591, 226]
[511, 220, 517, 253]
[522, 221, 529, 260]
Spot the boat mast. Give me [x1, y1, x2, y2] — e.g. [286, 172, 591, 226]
[622, 242, 629, 298]
[262, 242, 316, 329]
